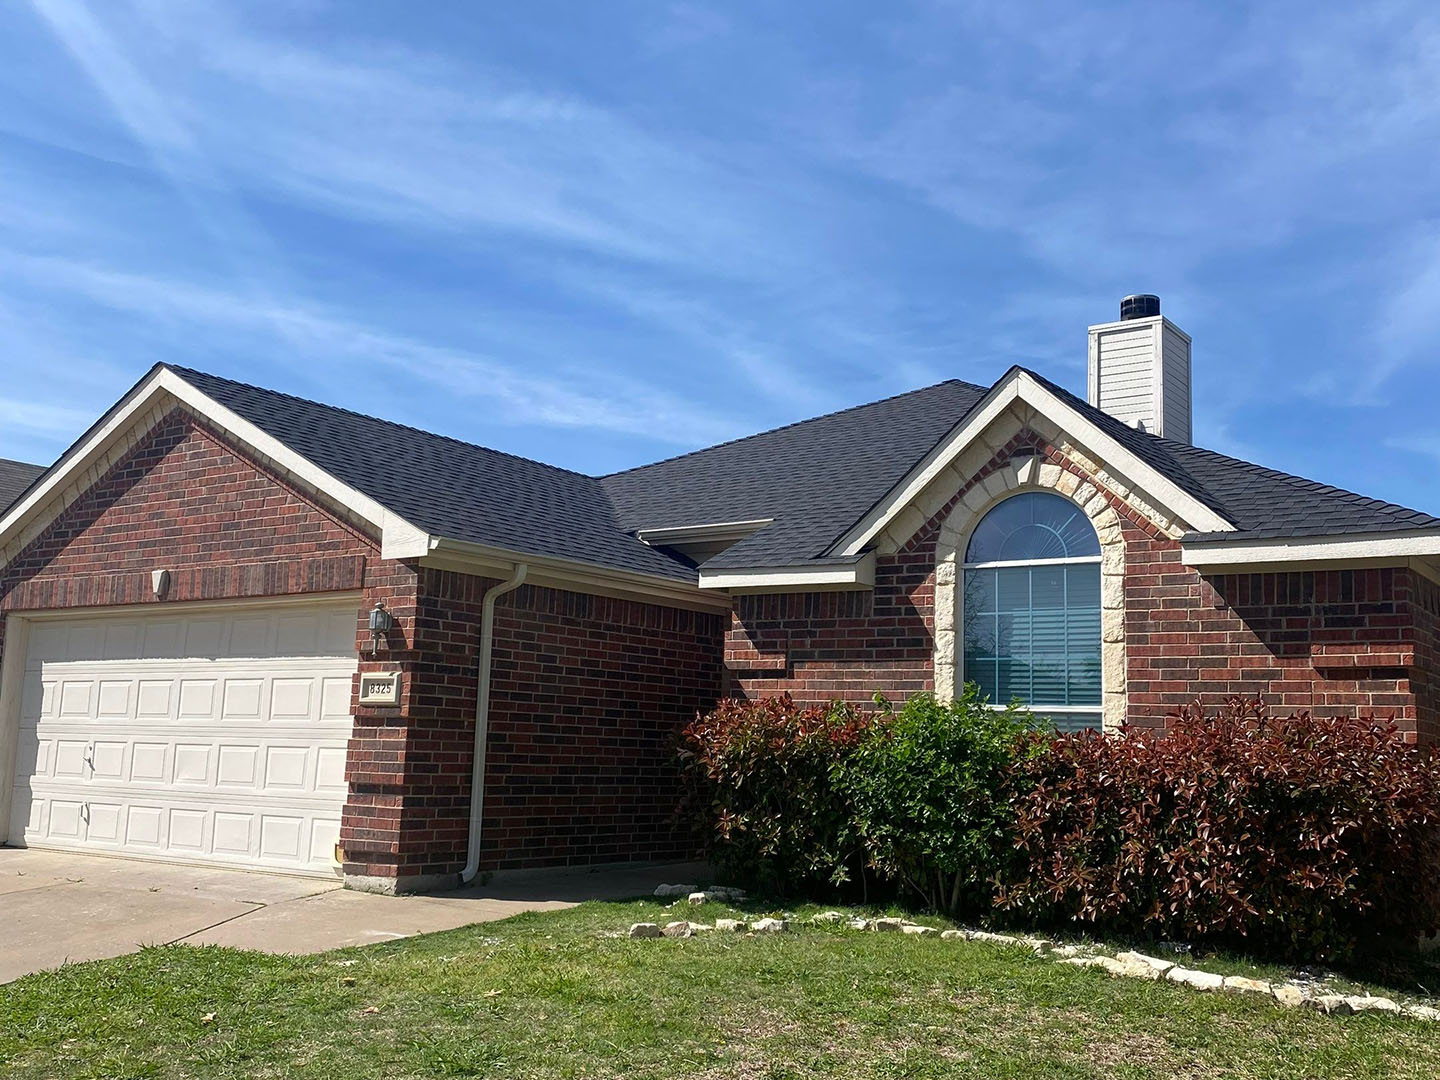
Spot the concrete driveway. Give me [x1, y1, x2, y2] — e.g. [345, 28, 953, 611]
[1, 848, 707, 984]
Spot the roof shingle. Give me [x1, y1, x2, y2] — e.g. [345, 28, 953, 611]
[149, 364, 1440, 583]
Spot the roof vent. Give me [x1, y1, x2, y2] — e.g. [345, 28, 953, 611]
[1119, 293, 1161, 321]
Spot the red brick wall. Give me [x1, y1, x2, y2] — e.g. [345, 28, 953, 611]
[343, 571, 728, 881]
[727, 426, 1440, 743]
[485, 584, 726, 870]
[0, 408, 438, 883]
[1, 408, 731, 887]
[0, 410, 372, 610]
[1124, 529, 1430, 738]
[726, 559, 935, 707]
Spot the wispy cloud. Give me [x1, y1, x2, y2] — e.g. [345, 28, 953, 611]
[0, 252, 743, 447]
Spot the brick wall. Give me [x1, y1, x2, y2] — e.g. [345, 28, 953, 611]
[485, 584, 726, 870]
[1, 407, 732, 888]
[0, 408, 434, 883]
[726, 561, 935, 706]
[1123, 529, 1433, 738]
[727, 425, 1440, 743]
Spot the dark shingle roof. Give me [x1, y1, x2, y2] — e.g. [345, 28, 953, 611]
[166, 366, 697, 583]
[1023, 368, 1440, 541]
[0, 458, 45, 513]
[151, 364, 1440, 585]
[602, 380, 991, 568]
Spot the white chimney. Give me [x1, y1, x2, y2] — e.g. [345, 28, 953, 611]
[1087, 294, 1192, 444]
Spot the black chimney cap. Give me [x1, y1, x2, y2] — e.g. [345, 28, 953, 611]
[1120, 294, 1160, 321]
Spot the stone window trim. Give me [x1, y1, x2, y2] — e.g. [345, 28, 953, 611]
[935, 454, 1127, 731]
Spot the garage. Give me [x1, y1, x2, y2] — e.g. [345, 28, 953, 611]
[5, 600, 358, 877]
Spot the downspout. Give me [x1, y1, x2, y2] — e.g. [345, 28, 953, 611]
[461, 562, 528, 884]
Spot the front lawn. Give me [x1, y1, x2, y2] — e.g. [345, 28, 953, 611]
[3, 900, 1438, 1079]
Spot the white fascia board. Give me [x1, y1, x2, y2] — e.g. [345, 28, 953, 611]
[698, 552, 876, 593]
[834, 370, 1233, 556]
[422, 536, 734, 613]
[0, 367, 433, 561]
[636, 518, 774, 547]
[1183, 531, 1440, 568]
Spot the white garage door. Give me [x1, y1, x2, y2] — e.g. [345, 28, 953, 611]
[7, 602, 358, 876]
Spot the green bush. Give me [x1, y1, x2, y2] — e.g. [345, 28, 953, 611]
[838, 689, 1041, 915]
[678, 695, 874, 895]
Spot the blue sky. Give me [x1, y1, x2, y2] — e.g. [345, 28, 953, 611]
[3, 2, 1440, 513]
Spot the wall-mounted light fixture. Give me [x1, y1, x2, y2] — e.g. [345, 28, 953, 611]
[367, 601, 393, 654]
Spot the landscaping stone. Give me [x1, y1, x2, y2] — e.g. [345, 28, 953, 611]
[1165, 967, 1226, 991]
[652, 884, 697, 899]
[901, 924, 938, 936]
[1405, 1004, 1440, 1021]
[1272, 985, 1310, 1008]
[714, 918, 746, 932]
[969, 931, 1019, 946]
[1059, 956, 1109, 970]
[1222, 976, 1273, 996]
[1348, 995, 1401, 1014]
[811, 911, 846, 923]
[687, 892, 709, 905]
[940, 930, 967, 940]
[1020, 937, 1056, 954]
[1116, 951, 1175, 977]
[629, 923, 663, 939]
[1310, 995, 1355, 1015]
[846, 917, 871, 931]
[707, 886, 748, 902]
[661, 921, 694, 939]
[871, 918, 906, 932]
[751, 918, 788, 934]
[1051, 945, 1082, 959]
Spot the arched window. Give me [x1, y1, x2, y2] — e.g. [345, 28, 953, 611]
[962, 491, 1102, 731]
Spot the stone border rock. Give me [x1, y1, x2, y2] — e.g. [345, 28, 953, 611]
[625, 912, 1440, 1022]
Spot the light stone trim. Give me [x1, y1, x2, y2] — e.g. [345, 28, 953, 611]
[933, 447, 1129, 731]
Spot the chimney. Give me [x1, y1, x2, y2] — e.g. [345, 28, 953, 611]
[1087, 294, 1191, 443]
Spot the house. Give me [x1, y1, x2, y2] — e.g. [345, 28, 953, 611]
[0, 459, 45, 514]
[3, 295, 1439, 894]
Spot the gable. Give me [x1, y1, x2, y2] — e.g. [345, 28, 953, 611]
[1, 409, 374, 597]
[838, 369, 1235, 558]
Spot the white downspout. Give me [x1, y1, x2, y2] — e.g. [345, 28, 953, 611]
[461, 562, 528, 885]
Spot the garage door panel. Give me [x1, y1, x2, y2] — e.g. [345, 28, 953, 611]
[10, 604, 357, 876]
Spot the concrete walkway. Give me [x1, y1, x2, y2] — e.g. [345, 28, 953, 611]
[0, 847, 707, 984]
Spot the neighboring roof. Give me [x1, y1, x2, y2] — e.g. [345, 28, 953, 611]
[11, 362, 1440, 592]
[0, 458, 45, 513]
[602, 380, 991, 569]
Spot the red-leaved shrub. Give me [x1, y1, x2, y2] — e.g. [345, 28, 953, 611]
[679, 695, 874, 895]
[997, 701, 1440, 959]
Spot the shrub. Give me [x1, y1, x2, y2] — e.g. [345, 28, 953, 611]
[679, 695, 874, 895]
[838, 689, 1041, 915]
[998, 701, 1440, 960]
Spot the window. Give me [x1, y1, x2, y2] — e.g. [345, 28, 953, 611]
[962, 491, 1102, 732]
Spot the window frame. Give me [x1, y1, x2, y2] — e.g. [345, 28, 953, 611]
[959, 492, 1103, 725]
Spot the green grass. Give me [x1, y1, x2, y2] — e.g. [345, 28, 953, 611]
[3, 899, 1439, 1079]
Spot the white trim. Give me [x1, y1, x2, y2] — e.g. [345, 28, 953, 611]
[697, 554, 876, 593]
[0, 613, 31, 842]
[0, 368, 435, 565]
[1183, 531, 1440, 568]
[421, 537, 734, 613]
[1000, 704, 1103, 714]
[834, 369, 1233, 556]
[962, 555, 1102, 570]
[636, 518, 773, 547]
